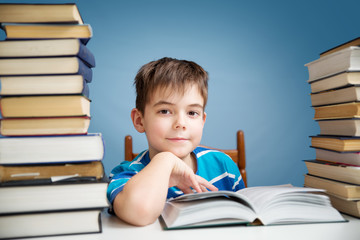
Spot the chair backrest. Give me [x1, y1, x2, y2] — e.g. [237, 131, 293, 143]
[124, 130, 247, 187]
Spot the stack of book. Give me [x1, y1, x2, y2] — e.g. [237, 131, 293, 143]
[304, 37, 360, 218]
[0, 4, 108, 239]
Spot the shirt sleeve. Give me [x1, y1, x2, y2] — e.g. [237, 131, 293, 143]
[106, 151, 148, 204]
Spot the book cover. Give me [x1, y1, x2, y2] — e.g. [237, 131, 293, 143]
[320, 37, 360, 58]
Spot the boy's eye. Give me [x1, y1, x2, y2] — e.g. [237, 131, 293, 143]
[188, 111, 200, 117]
[159, 109, 171, 115]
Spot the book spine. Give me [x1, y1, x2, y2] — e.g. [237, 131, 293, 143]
[77, 58, 93, 83]
[82, 80, 90, 98]
[77, 40, 95, 68]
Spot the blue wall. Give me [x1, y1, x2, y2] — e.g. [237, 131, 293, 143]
[1, 0, 359, 187]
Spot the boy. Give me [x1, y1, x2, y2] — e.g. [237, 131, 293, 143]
[107, 57, 245, 226]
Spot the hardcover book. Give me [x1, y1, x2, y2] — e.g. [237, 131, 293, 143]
[0, 3, 84, 24]
[310, 86, 360, 107]
[327, 194, 360, 218]
[0, 209, 102, 239]
[0, 116, 91, 136]
[310, 72, 360, 93]
[160, 185, 345, 229]
[317, 118, 360, 136]
[0, 133, 104, 164]
[304, 174, 360, 200]
[1, 23, 93, 45]
[313, 147, 360, 166]
[0, 57, 93, 82]
[313, 102, 360, 120]
[305, 46, 360, 82]
[0, 95, 90, 118]
[0, 39, 95, 68]
[0, 177, 109, 214]
[310, 135, 360, 152]
[304, 160, 360, 185]
[0, 75, 89, 96]
[0, 161, 105, 183]
[320, 37, 360, 58]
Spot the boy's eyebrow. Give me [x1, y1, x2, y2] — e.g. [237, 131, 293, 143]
[188, 103, 204, 109]
[153, 100, 174, 107]
[153, 101, 204, 108]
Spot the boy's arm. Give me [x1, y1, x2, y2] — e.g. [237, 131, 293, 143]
[113, 151, 217, 226]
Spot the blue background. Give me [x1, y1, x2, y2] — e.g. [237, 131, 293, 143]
[1, 0, 359, 187]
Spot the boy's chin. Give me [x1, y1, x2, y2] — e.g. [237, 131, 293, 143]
[167, 149, 194, 160]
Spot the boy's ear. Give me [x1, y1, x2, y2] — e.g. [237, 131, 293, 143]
[131, 108, 145, 133]
[203, 112, 207, 125]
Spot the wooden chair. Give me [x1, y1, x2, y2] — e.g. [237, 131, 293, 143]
[124, 130, 247, 187]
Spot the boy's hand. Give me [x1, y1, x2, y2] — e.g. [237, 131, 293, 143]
[163, 152, 218, 194]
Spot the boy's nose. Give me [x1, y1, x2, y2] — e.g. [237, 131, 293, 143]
[174, 113, 186, 130]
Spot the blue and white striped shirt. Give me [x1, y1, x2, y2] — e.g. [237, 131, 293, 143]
[107, 146, 245, 204]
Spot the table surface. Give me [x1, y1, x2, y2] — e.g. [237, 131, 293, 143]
[20, 210, 360, 240]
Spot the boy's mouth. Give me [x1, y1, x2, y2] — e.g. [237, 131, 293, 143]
[167, 137, 188, 142]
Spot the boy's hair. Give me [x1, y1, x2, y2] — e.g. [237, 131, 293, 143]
[134, 57, 209, 114]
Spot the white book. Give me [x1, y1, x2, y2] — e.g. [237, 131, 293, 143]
[0, 133, 104, 164]
[305, 46, 360, 82]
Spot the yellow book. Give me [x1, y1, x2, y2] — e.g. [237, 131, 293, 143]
[0, 95, 90, 118]
[1, 23, 92, 44]
[314, 102, 360, 120]
[311, 135, 360, 152]
[304, 174, 360, 200]
[0, 116, 90, 136]
[0, 3, 83, 24]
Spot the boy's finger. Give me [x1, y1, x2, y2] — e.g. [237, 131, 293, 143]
[181, 187, 194, 194]
[200, 185, 208, 192]
[189, 174, 203, 193]
[196, 176, 218, 192]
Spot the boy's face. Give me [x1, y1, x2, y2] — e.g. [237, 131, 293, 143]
[139, 84, 206, 161]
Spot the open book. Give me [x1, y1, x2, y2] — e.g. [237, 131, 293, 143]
[160, 185, 345, 229]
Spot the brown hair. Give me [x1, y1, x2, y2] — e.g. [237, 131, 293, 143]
[134, 57, 209, 114]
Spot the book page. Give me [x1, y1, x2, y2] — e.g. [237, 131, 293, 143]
[170, 190, 256, 211]
[237, 184, 325, 213]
